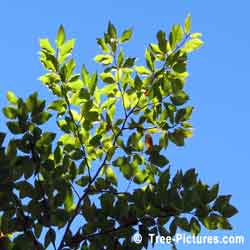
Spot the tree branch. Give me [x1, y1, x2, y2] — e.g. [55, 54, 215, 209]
[57, 98, 141, 250]
[68, 218, 138, 246]
[113, 50, 128, 119]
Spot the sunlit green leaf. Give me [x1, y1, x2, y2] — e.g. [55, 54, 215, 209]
[6, 91, 18, 104]
[56, 25, 66, 47]
[94, 54, 113, 65]
[182, 38, 203, 53]
[40, 38, 55, 54]
[120, 28, 133, 43]
[184, 14, 191, 34]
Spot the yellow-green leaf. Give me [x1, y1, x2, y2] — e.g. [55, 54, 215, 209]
[184, 14, 191, 34]
[134, 66, 151, 75]
[94, 54, 113, 65]
[39, 38, 55, 54]
[182, 38, 203, 53]
[56, 25, 66, 47]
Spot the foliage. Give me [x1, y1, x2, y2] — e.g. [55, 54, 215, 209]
[0, 15, 237, 250]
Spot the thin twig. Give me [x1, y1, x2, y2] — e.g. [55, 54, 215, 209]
[62, 87, 92, 182]
[70, 181, 81, 199]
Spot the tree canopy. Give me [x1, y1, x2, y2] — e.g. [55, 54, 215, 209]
[0, 15, 237, 250]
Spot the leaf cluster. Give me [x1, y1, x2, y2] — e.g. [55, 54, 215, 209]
[0, 15, 237, 250]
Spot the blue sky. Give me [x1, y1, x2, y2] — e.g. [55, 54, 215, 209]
[0, 1, 249, 249]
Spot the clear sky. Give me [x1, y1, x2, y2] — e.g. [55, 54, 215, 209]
[0, 1, 249, 250]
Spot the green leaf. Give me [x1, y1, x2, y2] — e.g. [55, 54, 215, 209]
[221, 205, 238, 218]
[36, 132, 56, 148]
[64, 189, 74, 212]
[59, 39, 75, 61]
[213, 195, 230, 210]
[59, 134, 76, 145]
[25, 92, 38, 112]
[40, 38, 55, 54]
[40, 51, 58, 71]
[34, 223, 43, 238]
[81, 242, 89, 250]
[2, 107, 17, 119]
[56, 25, 66, 47]
[176, 217, 190, 232]
[100, 72, 115, 84]
[105, 166, 117, 185]
[48, 99, 66, 114]
[171, 91, 189, 105]
[183, 168, 197, 188]
[80, 100, 93, 117]
[175, 106, 193, 123]
[134, 170, 147, 184]
[113, 156, 126, 167]
[169, 219, 177, 236]
[120, 28, 133, 43]
[65, 58, 76, 80]
[159, 132, 168, 149]
[134, 75, 143, 90]
[202, 214, 219, 230]
[94, 54, 113, 65]
[68, 79, 84, 90]
[97, 38, 110, 53]
[117, 49, 124, 67]
[150, 152, 169, 167]
[145, 48, 154, 71]
[99, 83, 117, 95]
[89, 72, 97, 95]
[207, 184, 219, 203]
[81, 64, 91, 86]
[87, 111, 99, 122]
[190, 32, 202, 39]
[173, 62, 186, 73]
[123, 57, 136, 68]
[76, 176, 90, 187]
[169, 129, 185, 146]
[157, 30, 167, 53]
[6, 91, 18, 104]
[150, 43, 162, 54]
[159, 168, 170, 189]
[182, 38, 203, 53]
[32, 111, 52, 125]
[184, 14, 191, 34]
[217, 217, 233, 230]
[108, 21, 117, 38]
[6, 121, 24, 134]
[213, 195, 238, 218]
[170, 24, 184, 49]
[134, 66, 151, 75]
[190, 217, 201, 236]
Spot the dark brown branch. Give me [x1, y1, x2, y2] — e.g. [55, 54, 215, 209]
[68, 218, 138, 246]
